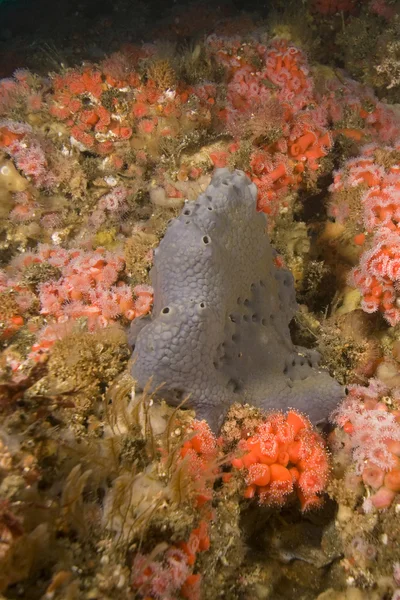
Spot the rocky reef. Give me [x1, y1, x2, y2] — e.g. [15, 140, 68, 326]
[1, 1, 400, 598]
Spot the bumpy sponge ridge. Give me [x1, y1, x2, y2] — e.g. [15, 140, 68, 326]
[130, 169, 341, 430]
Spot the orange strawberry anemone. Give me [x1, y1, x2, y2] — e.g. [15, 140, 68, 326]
[232, 410, 330, 510]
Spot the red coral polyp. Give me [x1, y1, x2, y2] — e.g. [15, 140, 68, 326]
[232, 410, 330, 510]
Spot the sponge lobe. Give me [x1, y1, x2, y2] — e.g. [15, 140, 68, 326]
[131, 169, 341, 430]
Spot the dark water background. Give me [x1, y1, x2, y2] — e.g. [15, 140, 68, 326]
[0, 0, 274, 78]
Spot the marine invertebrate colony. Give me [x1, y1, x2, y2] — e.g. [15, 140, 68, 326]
[131, 169, 342, 430]
[332, 380, 400, 510]
[328, 141, 400, 325]
[232, 410, 330, 510]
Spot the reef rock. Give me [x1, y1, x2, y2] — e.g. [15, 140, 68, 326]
[130, 169, 341, 430]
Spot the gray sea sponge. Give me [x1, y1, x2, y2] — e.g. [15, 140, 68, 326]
[130, 169, 342, 430]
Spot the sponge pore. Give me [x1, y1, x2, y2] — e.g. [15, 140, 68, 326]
[130, 169, 342, 430]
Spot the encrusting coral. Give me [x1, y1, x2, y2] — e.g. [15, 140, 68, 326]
[131, 168, 342, 430]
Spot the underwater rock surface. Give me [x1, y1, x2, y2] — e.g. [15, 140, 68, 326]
[131, 169, 342, 429]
